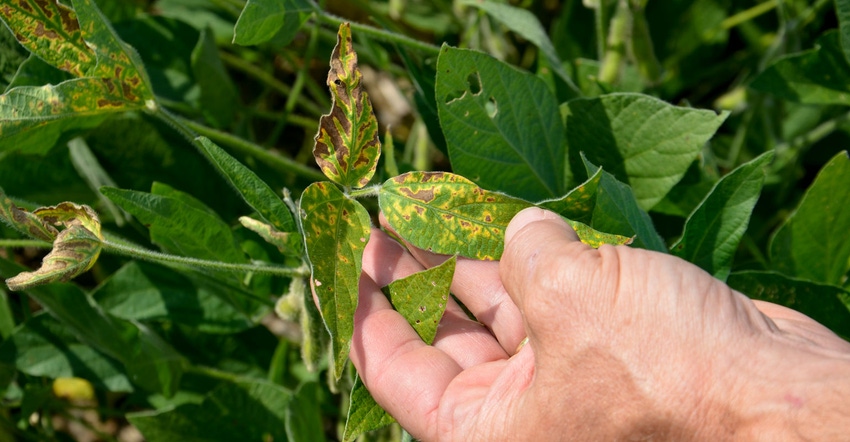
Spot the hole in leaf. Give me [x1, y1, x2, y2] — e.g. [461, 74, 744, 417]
[486, 96, 498, 118]
[445, 90, 466, 104]
[467, 72, 482, 95]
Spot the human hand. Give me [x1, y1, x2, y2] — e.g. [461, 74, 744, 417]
[351, 207, 850, 441]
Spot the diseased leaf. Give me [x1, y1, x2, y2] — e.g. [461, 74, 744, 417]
[462, 0, 579, 95]
[0, 187, 58, 241]
[565, 93, 728, 210]
[750, 31, 850, 105]
[769, 152, 850, 285]
[0, 314, 132, 392]
[672, 152, 773, 281]
[299, 181, 371, 379]
[584, 157, 667, 252]
[198, 137, 295, 232]
[539, 168, 603, 225]
[380, 172, 630, 260]
[313, 23, 381, 189]
[5, 201, 103, 291]
[728, 271, 850, 340]
[0, 0, 96, 77]
[233, 0, 312, 47]
[344, 257, 456, 441]
[436, 46, 566, 201]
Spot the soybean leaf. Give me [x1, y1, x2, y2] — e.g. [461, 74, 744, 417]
[727, 271, 850, 340]
[129, 380, 291, 441]
[0, 187, 58, 241]
[313, 23, 382, 189]
[584, 157, 667, 252]
[286, 382, 326, 442]
[239, 217, 302, 257]
[67, 137, 128, 226]
[344, 257, 456, 441]
[0, 290, 13, 340]
[769, 152, 850, 285]
[539, 168, 603, 225]
[5, 202, 103, 291]
[462, 0, 579, 95]
[191, 28, 237, 128]
[299, 181, 371, 379]
[101, 185, 246, 264]
[565, 93, 728, 210]
[436, 46, 566, 201]
[343, 376, 397, 442]
[672, 152, 773, 280]
[92, 261, 253, 334]
[838, 0, 850, 64]
[233, 0, 312, 47]
[197, 137, 295, 232]
[0, 0, 95, 76]
[380, 172, 631, 260]
[0, 258, 185, 396]
[0, 314, 132, 392]
[750, 31, 850, 105]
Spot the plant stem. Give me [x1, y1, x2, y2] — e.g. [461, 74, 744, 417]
[0, 239, 51, 248]
[594, 0, 608, 62]
[598, 0, 630, 84]
[101, 238, 309, 278]
[721, 0, 778, 30]
[348, 185, 381, 198]
[310, 3, 441, 57]
[167, 113, 326, 182]
[772, 110, 850, 172]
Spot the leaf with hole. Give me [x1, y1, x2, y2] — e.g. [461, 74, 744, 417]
[313, 23, 382, 189]
[436, 46, 567, 201]
[299, 181, 371, 379]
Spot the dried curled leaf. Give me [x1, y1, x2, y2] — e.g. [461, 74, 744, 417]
[0, 188, 58, 242]
[5, 202, 103, 291]
[313, 23, 381, 188]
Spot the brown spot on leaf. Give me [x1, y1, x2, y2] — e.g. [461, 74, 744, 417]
[398, 187, 436, 203]
[414, 206, 424, 215]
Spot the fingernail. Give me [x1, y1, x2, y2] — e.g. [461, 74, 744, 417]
[505, 207, 557, 244]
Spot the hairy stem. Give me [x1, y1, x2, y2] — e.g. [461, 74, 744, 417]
[721, 0, 778, 30]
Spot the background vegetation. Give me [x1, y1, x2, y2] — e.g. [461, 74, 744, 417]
[0, 0, 849, 440]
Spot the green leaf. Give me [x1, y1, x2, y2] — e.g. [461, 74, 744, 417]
[462, 0, 579, 95]
[5, 202, 103, 291]
[727, 271, 850, 340]
[0, 314, 132, 392]
[233, 0, 312, 47]
[101, 185, 246, 264]
[0, 187, 58, 241]
[539, 168, 603, 225]
[0, 0, 96, 77]
[436, 46, 566, 201]
[130, 379, 292, 441]
[584, 157, 667, 252]
[286, 382, 327, 442]
[344, 257, 455, 441]
[299, 181, 371, 379]
[564, 93, 728, 210]
[343, 376, 397, 442]
[313, 23, 382, 189]
[380, 172, 630, 260]
[0, 289, 14, 340]
[92, 261, 253, 334]
[672, 152, 773, 280]
[0, 258, 185, 396]
[197, 137, 295, 232]
[838, 0, 850, 64]
[769, 152, 850, 285]
[750, 31, 850, 105]
[191, 27, 237, 128]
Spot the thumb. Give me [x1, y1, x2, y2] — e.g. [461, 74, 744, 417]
[500, 207, 587, 331]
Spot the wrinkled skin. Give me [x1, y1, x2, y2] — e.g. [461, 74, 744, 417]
[348, 208, 850, 441]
